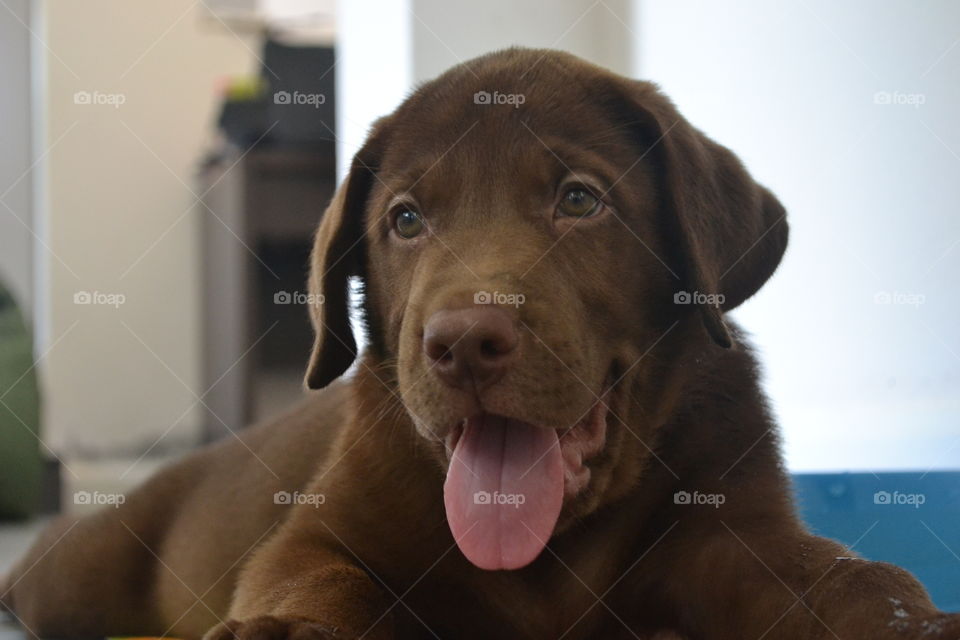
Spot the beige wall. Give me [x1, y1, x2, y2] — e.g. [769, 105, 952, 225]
[39, 0, 256, 455]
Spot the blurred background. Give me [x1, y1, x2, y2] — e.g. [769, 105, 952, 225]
[0, 0, 957, 614]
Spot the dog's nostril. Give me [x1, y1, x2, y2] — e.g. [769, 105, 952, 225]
[480, 339, 499, 358]
[425, 340, 451, 363]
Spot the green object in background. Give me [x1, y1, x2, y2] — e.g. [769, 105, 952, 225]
[0, 282, 41, 519]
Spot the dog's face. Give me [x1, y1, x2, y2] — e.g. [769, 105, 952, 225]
[305, 49, 787, 570]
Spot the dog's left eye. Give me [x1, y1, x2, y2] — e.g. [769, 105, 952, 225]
[557, 188, 602, 218]
[394, 209, 425, 239]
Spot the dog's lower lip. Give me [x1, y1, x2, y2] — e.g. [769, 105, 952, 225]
[445, 419, 466, 458]
[559, 382, 613, 496]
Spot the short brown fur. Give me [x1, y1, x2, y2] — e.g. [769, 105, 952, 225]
[3, 49, 957, 640]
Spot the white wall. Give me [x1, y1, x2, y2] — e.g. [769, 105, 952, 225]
[38, 0, 256, 455]
[636, 0, 960, 471]
[0, 0, 33, 316]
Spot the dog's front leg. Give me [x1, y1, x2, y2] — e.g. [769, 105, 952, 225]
[666, 527, 960, 640]
[204, 524, 394, 640]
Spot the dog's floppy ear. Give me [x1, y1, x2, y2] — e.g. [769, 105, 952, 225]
[625, 82, 788, 347]
[304, 123, 388, 389]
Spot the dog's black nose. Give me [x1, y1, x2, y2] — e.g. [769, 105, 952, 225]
[423, 306, 519, 390]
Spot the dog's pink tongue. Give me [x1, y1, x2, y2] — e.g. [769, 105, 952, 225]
[444, 415, 564, 571]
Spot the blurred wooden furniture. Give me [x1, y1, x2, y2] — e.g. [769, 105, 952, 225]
[198, 142, 336, 441]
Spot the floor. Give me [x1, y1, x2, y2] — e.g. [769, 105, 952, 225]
[0, 519, 46, 640]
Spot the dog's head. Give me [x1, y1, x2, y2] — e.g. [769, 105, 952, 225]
[303, 49, 787, 570]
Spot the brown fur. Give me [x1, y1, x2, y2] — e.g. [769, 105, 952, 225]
[3, 48, 958, 640]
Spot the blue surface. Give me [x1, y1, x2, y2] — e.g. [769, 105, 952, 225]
[792, 471, 960, 611]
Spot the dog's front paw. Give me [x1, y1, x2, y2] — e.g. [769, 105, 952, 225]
[205, 616, 342, 640]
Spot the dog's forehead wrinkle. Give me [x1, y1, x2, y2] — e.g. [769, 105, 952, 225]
[384, 163, 536, 222]
[389, 73, 624, 170]
[383, 109, 633, 203]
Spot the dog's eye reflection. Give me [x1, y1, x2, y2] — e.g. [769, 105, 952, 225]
[394, 209, 425, 238]
[558, 188, 601, 217]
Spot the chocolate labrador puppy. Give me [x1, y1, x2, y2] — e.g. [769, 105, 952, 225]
[3, 48, 958, 640]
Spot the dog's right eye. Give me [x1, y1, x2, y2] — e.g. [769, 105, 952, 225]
[557, 188, 603, 218]
[394, 209, 425, 239]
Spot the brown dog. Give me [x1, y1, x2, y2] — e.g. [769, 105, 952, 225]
[3, 48, 958, 640]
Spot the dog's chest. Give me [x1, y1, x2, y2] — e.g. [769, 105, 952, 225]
[398, 550, 626, 639]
